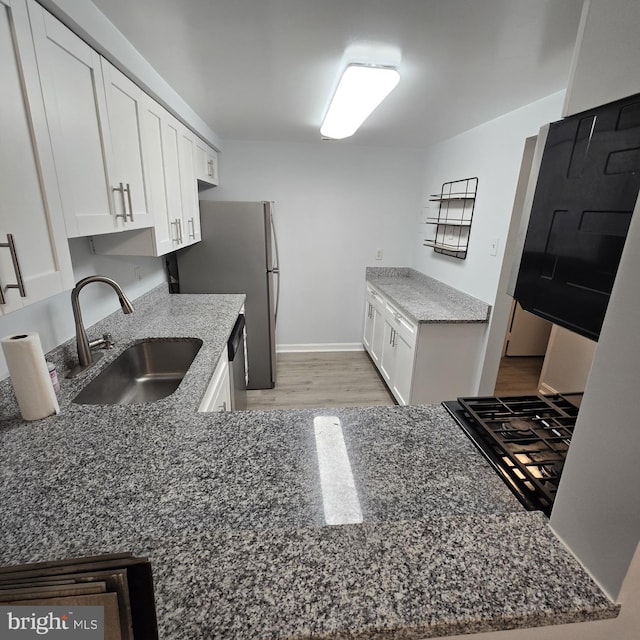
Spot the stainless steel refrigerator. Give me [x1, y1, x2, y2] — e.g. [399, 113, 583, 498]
[175, 201, 279, 389]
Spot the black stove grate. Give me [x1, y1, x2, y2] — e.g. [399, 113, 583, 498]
[442, 394, 581, 515]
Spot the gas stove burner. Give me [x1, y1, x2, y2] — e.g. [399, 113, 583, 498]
[442, 393, 582, 516]
[510, 418, 534, 431]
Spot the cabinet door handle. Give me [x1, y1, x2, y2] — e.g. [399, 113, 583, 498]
[124, 183, 134, 221]
[188, 217, 196, 239]
[217, 401, 227, 412]
[0, 234, 26, 302]
[207, 159, 214, 177]
[113, 183, 127, 221]
[171, 219, 180, 243]
[177, 219, 183, 243]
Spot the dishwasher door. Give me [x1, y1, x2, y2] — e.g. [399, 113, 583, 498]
[228, 314, 247, 410]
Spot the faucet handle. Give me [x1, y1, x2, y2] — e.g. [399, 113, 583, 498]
[88, 333, 115, 351]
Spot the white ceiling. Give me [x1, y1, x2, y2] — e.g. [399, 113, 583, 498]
[90, 0, 584, 148]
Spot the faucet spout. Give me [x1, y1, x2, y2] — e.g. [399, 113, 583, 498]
[67, 275, 134, 378]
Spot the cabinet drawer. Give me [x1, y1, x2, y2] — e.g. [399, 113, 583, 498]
[385, 301, 418, 347]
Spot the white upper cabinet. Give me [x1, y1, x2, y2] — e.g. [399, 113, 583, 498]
[29, 1, 154, 237]
[91, 105, 204, 258]
[0, 0, 73, 314]
[138, 96, 181, 255]
[100, 59, 154, 230]
[27, 1, 114, 238]
[194, 136, 219, 187]
[179, 127, 201, 244]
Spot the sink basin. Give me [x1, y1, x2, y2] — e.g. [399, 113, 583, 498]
[72, 338, 203, 405]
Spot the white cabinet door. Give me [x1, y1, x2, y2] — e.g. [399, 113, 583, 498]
[139, 97, 184, 254]
[101, 59, 153, 230]
[27, 0, 115, 238]
[370, 305, 385, 366]
[380, 317, 395, 384]
[198, 351, 231, 412]
[392, 331, 415, 405]
[163, 113, 189, 250]
[0, 0, 73, 314]
[179, 126, 201, 245]
[194, 136, 219, 186]
[363, 301, 374, 352]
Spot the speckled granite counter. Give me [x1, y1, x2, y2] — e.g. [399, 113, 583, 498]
[366, 267, 490, 323]
[0, 285, 618, 639]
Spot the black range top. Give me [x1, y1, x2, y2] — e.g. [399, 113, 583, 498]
[443, 393, 583, 516]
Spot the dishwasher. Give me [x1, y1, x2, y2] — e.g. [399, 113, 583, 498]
[228, 314, 247, 410]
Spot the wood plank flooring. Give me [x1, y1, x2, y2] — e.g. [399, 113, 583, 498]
[245, 352, 544, 411]
[493, 356, 544, 396]
[246, 351, 396, 410]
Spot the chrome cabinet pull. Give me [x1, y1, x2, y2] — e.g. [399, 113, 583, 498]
[124, 183, 134, 221]
[207, 159, 214, 177]
[113, 183, 127, 221]
[171, 219, 180, 243]
[188, 217, 196, 239]
[0, 234, 27, 302]
[177, 219, 183, 243]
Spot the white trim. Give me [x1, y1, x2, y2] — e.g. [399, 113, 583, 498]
[538, 382, 558, 396]
[277, 343, 364, 353]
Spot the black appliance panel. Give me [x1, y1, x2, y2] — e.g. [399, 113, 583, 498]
[514, 92, 640, 340]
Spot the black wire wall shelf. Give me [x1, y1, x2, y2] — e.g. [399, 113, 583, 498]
[423, 177, 478, 260]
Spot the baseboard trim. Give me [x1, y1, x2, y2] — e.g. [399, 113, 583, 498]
[277, 343, 364, 353]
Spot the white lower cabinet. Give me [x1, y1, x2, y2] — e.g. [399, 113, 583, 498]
[363, 283, 486, 405]
[363, 287, 384, 366]
[0, 0, 74, 315]
[199, 351, 231, 413]
[377, 300, 417, 404]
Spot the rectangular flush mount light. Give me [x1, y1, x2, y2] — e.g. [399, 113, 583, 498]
[320, 64, 400, 139]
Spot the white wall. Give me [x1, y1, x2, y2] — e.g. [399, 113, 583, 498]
[411, 92, 565, 393]
[413, 91, 564, 302]
[0, 239, 165, 379]
[200, 141, 423, 349]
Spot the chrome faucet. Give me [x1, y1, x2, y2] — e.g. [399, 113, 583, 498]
[67, 275, 134, 378]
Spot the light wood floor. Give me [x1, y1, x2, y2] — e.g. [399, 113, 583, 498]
[244, 352, 544, 411]
[245, 351, 396, 410]
[494, 356, 544, 396]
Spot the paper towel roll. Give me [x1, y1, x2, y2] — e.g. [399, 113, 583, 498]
[1, 333, 60, 421]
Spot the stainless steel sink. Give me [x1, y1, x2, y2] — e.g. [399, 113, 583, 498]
[72, 338, 203, 405]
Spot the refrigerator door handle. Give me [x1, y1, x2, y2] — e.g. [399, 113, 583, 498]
[269, 207, 281, 326]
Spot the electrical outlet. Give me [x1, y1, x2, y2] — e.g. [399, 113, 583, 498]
[376, 248, 383, 260]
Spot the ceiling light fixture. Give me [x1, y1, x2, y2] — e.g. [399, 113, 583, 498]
[320, 63, 400, 140]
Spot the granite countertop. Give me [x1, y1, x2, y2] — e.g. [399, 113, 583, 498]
[0, 285, 618, 639]
[366, 267, 491, 323]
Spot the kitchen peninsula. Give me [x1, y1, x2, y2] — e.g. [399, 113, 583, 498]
[0, 286, 618, 639]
